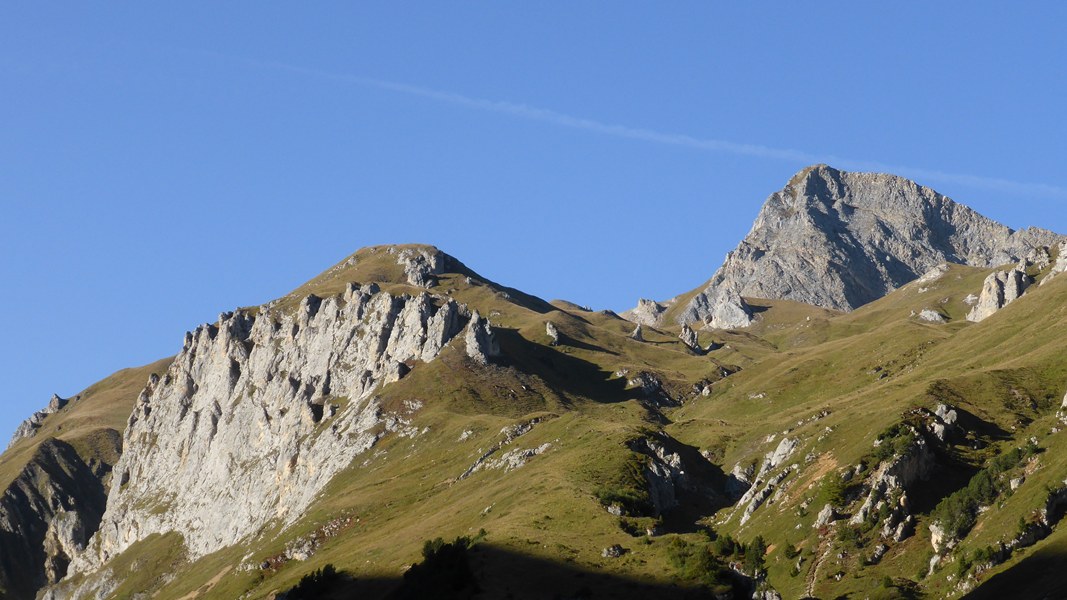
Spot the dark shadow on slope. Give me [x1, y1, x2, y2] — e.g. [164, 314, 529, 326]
[0, 437, 112, 600]
[634, 435, 733, 535]
[494, 328, 643, 405]
[745, 303, 771, 317]
[962, 548, 1067, 600]
[543, 326, 620, 356]
[440, 255, 558, 316]
[282, 544, 742, 600]
[908, 436, 981, 517]
[948, 405, 1012, 443]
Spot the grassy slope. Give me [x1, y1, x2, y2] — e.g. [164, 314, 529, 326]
[669, 266, 1067, 598]
[0, 357, 172, 492]
[36, 246, 1067, 599]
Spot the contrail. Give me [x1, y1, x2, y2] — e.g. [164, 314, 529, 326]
[229, 55, 1067, 200]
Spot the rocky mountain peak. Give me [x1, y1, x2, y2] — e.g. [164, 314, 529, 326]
[659, 165, 1062, 328]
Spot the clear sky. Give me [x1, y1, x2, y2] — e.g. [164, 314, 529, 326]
[2, 4, 1066, 442]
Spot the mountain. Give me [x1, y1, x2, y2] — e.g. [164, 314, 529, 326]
[625, 165, 1062, 329]
[3, 168, 1067, 600]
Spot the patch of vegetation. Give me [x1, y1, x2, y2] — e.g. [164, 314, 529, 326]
[592, 452, 655, 516]
[783, 542, 800, 559]
[932, 443, 1039, 542]
[390, 533, 485, 600]
[287, 564, 344, 599]
[664, 537, 735, 594]
[617, 516, 658, 537]
[837, 524, 864, 550]
[870, 422, 919, 464]
[955, 545, 1000, 578]
[824, 471, 862, 509]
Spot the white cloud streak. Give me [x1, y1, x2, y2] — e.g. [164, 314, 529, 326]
[240, 56, 1067, 200]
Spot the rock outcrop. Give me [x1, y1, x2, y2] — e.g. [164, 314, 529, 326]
[545, 321, 560, 346]
[393, 246, 446, 288]
[8, 395, 75, 449]
[621, 299, 667, 327]
[650, 165, 1061, 327]
[69, 284, 473, 575]
[629, 324, 644, 342]
[679, 324, 701, 352]
[967, 266, 1032, 322]
[1041, 241, 1067, 286]
[465, 311, 500, 365]
[736, 437, 800, 525]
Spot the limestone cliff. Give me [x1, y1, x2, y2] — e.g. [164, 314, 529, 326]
[68, 283, 491, 576]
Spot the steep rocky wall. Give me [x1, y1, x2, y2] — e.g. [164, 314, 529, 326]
[69, 283, 477, 575]
[0, 438, 111, 599]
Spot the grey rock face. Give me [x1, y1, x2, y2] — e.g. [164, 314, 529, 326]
[851, 433, 935, 529]
[458, 417, 550, 480]
[632, 438, 688, 517]
[464, 312, 500, 365]
[966, 267, 1031, 322]
[1041, 241, 1067, 286]
[545, 321, 560, 346]
[8, 395, 74, 449]
[69, 285, 471, 575]
[621, 299, 667, 327]
[672, 165, 1061, 327]
[629, 324, 644, 342]
[679, 324, 704, 352]
[393, 247, 446, 288]
[678, 324, 698, 351]
[736, 437, 800, 525]
[814, 504, 838, 528]
[681, 288, 753, 329]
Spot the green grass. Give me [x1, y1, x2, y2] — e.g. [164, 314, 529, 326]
[0, 357, 171, 492]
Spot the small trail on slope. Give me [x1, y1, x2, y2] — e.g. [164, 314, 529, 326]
[806, 535, 834, 598]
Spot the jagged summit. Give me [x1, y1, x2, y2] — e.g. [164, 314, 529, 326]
[631, 164, 1062, 329]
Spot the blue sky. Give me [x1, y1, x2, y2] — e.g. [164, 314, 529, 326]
[2, 4, 1065, 441]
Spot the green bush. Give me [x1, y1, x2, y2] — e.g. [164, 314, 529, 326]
[665, 538, 735, 591]
[783, 542, 800, 559]
[932, 445, 1036, 541]
[391, 536, 480, 599]
[837, 525, 863, 549]
[712, 533, 737, 557]
[742, 536, 767, 574]
[287, 564, 343, 599]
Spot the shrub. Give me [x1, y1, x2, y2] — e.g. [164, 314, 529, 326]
[665, 537, 735, 590]
[391, 536, 479, 599]
[783, 542, 800, 559]
[742, 536, 767, 574]
[287, 564, 343, 599]
[932, 445, 1035, 541]
[712, 533, 737, 557]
